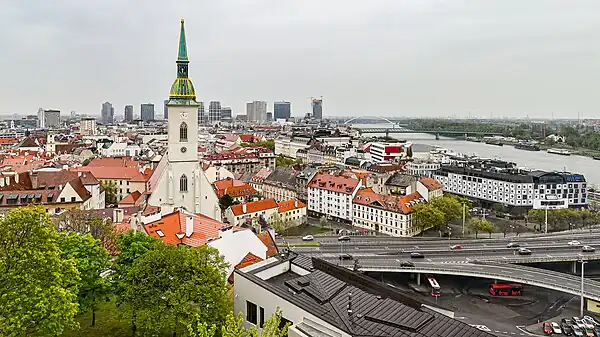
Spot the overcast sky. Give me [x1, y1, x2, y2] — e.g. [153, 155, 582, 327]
[2, 1, 600, 119]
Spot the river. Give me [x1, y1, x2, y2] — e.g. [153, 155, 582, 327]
[353, 123, 600, 186]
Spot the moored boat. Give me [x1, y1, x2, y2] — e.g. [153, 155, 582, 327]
[547, 148, 571, 156]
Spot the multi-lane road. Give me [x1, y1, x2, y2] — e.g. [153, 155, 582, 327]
[278, 231, 600, 301]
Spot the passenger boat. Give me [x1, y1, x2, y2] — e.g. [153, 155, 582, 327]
[514, 143, 540, 151]
[547, 148, 571, 156]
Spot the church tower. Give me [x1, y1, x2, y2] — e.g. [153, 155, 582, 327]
[147, 19, 221, 220]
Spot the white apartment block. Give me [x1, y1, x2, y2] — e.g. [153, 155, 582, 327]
[307, 173, 362, 222]
[434, 162, 588, 211]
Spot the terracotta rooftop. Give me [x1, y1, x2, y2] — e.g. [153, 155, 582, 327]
[144, 210, 227, 247]
[256, 231, 279, 257]
[86, 157, 141, 168]
[230, 198, 279, 216]
[419, 177, 443, 191]
[353, 189, 426, 214]
[73, 166, 152, 181]
[277, 199, 306, 213]
[119, 191, 142, 205]
[307, 173, 360, 195]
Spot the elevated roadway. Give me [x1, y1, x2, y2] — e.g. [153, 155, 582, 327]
[281, 231, 600, 301]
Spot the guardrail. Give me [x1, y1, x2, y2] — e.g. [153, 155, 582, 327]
[348, 264, 600, 301]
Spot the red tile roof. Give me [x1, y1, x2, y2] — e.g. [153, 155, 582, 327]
[73, 166, 152, 181]
[277, 199, 306, 213]
[256, 231, 279, 257]
[307, 173, 360, 195]
[239, 134, 254, 143]
[144, 210, 227, 247]
[86, 157, 140, 168]
[353, 189, 425, 214]
[213, 178, 257, 198]
[230, 198, 279, 216]
[228, 252, 264, 283]
[119, 191, 142, 205]
[419, 177, 443, 191]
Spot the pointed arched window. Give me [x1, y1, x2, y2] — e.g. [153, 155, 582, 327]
[180, 122, 188, 142]
[180, 174, 188, 192]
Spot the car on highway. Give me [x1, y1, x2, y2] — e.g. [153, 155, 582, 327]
[400, 261, 415, 267]
[517, 248, 532, 255]
[338, 235, 351, 242]
[410, 252, 425, 259]
[506, 242, 520, 248]
[551, 322, 562, 334]
[572, 325, 585, 337]
[562, 322, 574, 336]
[302, 235, 314, 241]
[449, 245, 462, 250]
[582, 245, 596, 253]
[569, 240, 582, 246]
[542, 322, 552, 335]
[339, 253, 353, 260]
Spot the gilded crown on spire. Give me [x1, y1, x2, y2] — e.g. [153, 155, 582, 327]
[169, 19, 196, 101]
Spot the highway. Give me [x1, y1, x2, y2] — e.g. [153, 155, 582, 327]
[279, 231, 600, 301]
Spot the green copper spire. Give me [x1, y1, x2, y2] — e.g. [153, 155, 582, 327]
[169, 18, 197, 101]
[177, 18, 188, 62]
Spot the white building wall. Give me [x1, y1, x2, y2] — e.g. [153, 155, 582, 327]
[233, 271, 351, 337]
[307, 181, 362, 221]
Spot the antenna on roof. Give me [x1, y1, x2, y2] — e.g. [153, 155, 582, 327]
[347, 292, 353, 316]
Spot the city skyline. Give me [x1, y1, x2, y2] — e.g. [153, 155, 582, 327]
[2, 2, 600, 118]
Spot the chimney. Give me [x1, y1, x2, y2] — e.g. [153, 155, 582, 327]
[78, 171, 82, 177]
[242, 203, 247, 214]
[185, 215, 194, 237]
[30, 171, 39, 189]
[113, 208, 124, 223]
[294, 199, 299, 208]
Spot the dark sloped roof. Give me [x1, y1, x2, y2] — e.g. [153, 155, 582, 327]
[385, 173, 418, 187]
[264, 167, 297, 188]
[238, 255, 494, 337]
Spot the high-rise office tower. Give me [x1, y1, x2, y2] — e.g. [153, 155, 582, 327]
[101, 102, 114, 124]
[43, 110, 61, 128]
[246, 100, 267, 122]
[312, 97, 323, 120]
[124, 105, 134, 122]
[208, 101, 221, 124]
[163, 99, 169, 119]
[274, 101, 291, 120]
[266, 112, 273, 122]
[140, 103, 155, 121]
[197, 101, 206, 124]
[220, 107, 232, 122]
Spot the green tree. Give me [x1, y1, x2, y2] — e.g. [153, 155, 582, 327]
[430, 196, 462, 229]
[101, 180, 119, 205]
[188, 309, 290, 337]
[58, 233, 111, 327]
[122, 244, 231, 336]
[405, 146, 413, 158]
[270, 212, 292, 234]
[248, 308, 290, 337]
[479, 219, 496, 238]
[491, 203, 505, 215]
[0, 205, 80, 336]
[412, 203, 444, 236]
[219, 194, 235, 211]
[56, 209, 118, 253]
[241, 139, 275, 151]
[319, 215, 329, 229]
[275, 155, 299, 167]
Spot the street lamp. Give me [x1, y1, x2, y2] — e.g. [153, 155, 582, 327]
[580, 260, 587, 317]
[462, 202, 466, 237]
[447, 226, 452, 242]
[545, 207, 548, 234]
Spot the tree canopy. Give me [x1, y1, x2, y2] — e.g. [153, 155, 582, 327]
[0, 205, 80, 337]
[412, 203, 444, 236]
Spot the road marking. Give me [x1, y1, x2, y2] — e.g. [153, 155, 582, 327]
[470, 325, 492, 332]
[516, 325, 545, 336]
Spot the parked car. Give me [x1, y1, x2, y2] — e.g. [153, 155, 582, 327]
[518, 248, 532, 255]
[572, 325, 585, 337]
[583, 326, 595, 337]
[584, 316, 600, 325]
[410, 252, 425, 259]
[542, 322, 553, 335]
[563, 318, 575, 325]
[302, 235, 314, 241]
[400, 261, 415, 267]
[582, 246, 596, 253]
[551, 322, 562, 334]
[507, 242, 520, 248]
[339, 253, 353, 260]
[574, 317, 587, 329]
[338, 235, 351, 242]
[562, 322, 574, 336]
[569, 240, 582, 246]
[450, 245, 462, 250]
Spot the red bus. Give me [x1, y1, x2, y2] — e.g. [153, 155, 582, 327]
[489, 283, 522, 296]
[426, 275, 441, 297]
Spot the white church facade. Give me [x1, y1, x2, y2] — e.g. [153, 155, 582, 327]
[147, 19, 221, 221]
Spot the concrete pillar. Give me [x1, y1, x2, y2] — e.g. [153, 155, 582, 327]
[573, 261, 578, 274]
[417, 273, 421, 286]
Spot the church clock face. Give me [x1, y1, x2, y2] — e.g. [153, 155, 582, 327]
[180, 146, 187, 153]
[180, 112, 188, 119]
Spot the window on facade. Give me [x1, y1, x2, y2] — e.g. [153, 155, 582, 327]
[180, 122, 188, 141]
[259, 307, 265, 328]
[180, 174, 188, 192]
[71, 197, 76, 202]
[246, 301, 258, 324]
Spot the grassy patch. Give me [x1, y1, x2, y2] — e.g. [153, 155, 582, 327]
[286, 242, 321, 247]
[62, 300, 133, 337]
